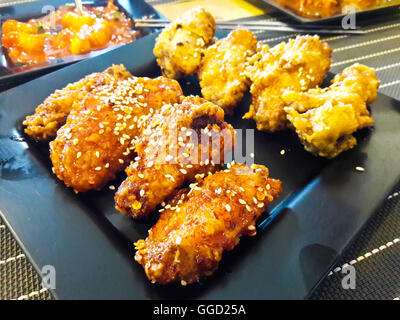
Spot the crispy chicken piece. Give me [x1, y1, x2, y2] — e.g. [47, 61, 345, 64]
[115, 96, 235, 218]
[135, 163, 282, 285]
[244, 35, 332, 132]
[330, 63, 379, 104]
[50, 76, 183, 192]
[23, 65, 132, 141]
[153, 7, 216, 79]
[283, 64, 379, 158]
[198, 29, 258, 113]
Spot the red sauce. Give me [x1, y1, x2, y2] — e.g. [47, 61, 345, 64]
[274, 0, 383, 18]
[1, 0, 138, 65]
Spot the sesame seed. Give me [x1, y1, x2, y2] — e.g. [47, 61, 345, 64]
[280, 149, 285, 155]
[225, 204, 231, 212]
[76, 152, 82, 159]
[248, 225, 256, 231]
[109, 185, 115, 190]
[95, 166, 102, 171]
[355, 166, 365, 172]
[238, 199, 246, 205]
[140, 189, 145, 197]
[180, 169, 187, 174]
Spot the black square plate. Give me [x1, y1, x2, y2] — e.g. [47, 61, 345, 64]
[0, 0, 162, 91]
[262, 0, 400, 23]
[1, 30, 400, 299]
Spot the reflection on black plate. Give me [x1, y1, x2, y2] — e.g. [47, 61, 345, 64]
[0, 0, 162, 91]
[0, 31, 400, 299]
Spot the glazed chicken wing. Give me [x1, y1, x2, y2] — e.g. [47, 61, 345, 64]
[153, 7, 216, 79]
[198, 29, 258, 113]
[50, 76, 183, 192]
[115, 96, 235, 218]
[23, 64, 132, 141]
[135, 163, 282, 285]
[244, 35, 332, 132]
[283, 64, 379, 158]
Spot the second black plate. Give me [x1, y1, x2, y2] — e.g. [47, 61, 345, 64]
[262, 0, 400, 23]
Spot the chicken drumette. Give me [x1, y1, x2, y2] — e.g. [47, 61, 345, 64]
[283, 63, 379, 158]
[115, 96, 235, 218]
[244, 35, 332, 132]
[135, 163, 282, 285]
[23, 64, 132, 141]
[153, 7, 216, 79]
[198, 29, 258, 113]
[50, 76, 183, 192]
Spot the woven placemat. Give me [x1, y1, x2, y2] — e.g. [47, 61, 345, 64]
[0, 0, 400, 300]
[0, 217, 54, 300]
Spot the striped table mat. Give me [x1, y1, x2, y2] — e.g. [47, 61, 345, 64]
[0, 0, 400, 300]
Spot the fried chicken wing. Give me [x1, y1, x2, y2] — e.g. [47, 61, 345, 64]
[135, 163, 282, 285]
[283, 64, 379, 158]
[330, 63, 379, 104]
[198, 29, 258, 113]
[50, 76, 183, 192]
[23, 64, 132, 141]
[153, 7, 216, 79]
[115, 96, 235, 218]
[244, 35, 332, 132]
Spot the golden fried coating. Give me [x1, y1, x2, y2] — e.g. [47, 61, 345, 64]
[115, 96, 235, 218]
[244, 35, 332, 132]
[153, 7, 216, 79]
[283, 64, 379, 158]
[135, 163, 282, 285]
[198, 29, 258, 113]
[330, 63, 379, 104]
[50, 76, 183, 192]
[23, 65, 132, 141]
